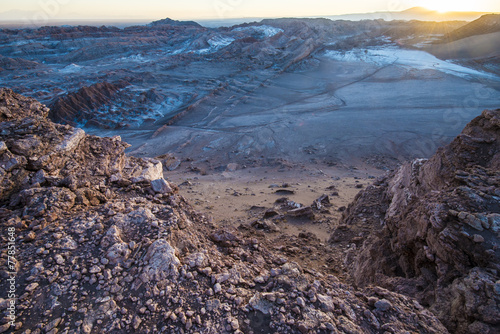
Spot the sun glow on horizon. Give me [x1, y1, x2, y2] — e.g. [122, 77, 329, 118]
[1, 0, 499, 22]
[417, 0, 486, 13]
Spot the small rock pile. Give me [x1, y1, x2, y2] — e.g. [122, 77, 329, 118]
[0, 88, 448, 333]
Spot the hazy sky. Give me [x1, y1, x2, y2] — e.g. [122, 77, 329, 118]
[2, 0, 499, 21]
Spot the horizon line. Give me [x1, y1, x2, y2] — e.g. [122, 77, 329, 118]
[0, 6, 497, 29]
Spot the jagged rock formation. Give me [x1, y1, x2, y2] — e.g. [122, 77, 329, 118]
[0, 89, 452, 333]
[335, 109, 500, 333]
[0, 55, 41, 71]
[48, 81, 128, 128]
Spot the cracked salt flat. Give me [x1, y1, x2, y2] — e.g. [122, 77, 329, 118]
[324, 47, 498, 80]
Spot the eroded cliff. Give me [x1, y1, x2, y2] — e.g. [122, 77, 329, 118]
[336, 109, 500, 333]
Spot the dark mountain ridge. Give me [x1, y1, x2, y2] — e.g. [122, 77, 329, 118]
[441, 14, 500, 42]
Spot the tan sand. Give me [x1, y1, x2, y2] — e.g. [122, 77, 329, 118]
[166, 163, 383, 242]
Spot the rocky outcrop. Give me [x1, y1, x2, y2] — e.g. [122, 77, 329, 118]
[335, 109, 500, 333]
[0, 89, 451, 333]
[48, 82, 128, 127]
[48, 82, 171, 129]
[0, 55, 41, 71]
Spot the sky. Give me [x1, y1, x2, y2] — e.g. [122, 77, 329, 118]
[1, 0, 499, 21]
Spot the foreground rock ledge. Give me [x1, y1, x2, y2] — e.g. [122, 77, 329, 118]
[0, 90, 452, 333]
[336, 108, 500, 334]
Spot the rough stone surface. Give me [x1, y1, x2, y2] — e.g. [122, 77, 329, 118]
[141, 239, 181, 281]
[336, 109, 500, 334]
[151, 178, 173, 194]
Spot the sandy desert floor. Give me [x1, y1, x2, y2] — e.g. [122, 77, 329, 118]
[160, 162, 385, 280]
[167, 162, 382, 241]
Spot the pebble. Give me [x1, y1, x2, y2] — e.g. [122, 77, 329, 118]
[375, 299, 392, 312]
[473, 234, 485, 243]
[230, 318, 239, 330]
[54, 254, 65, 265]
[89, 265, 101, 274]
[494, 281, 500, 295]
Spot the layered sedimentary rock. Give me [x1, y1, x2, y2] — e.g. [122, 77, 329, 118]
[48, 81, 128, 127]
[336, 109, 500, 333]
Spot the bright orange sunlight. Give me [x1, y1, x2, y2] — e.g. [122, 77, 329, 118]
[418, 0, 483, 13]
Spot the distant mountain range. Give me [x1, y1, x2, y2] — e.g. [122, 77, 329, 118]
[148, 18, 202, 28]
[323, 7, 493, 23]
[0, 6, 497, 28]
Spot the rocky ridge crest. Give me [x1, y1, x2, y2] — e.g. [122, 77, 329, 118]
[336, 109, 500, 333]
